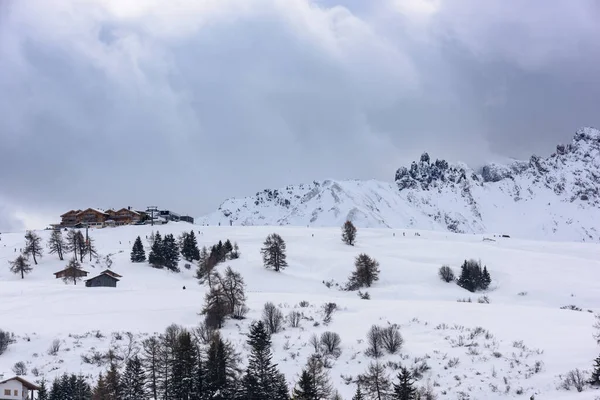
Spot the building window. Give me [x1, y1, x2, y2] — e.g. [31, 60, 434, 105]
[4, 389, 10, 395]
[14, 389, 19, 396]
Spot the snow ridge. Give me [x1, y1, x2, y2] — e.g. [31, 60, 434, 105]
[199, 128, 600, 241]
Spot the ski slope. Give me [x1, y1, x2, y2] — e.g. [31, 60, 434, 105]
[0, 223, 599, 398]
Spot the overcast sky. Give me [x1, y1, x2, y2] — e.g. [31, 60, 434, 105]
[1, 0, 599, 230]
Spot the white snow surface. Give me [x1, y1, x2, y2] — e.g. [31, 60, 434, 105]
[1, 223, 600, 399]
[199, 127, 600, 242]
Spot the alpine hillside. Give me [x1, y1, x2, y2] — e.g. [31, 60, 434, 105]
[199, 127, 600, 242]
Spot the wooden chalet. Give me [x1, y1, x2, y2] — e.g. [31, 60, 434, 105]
[54, 266, 89, 279]
[76, 208, 109, 227]
[99, 269, 122, 279]
[0, 376, 40, 399]
[85, 272, 120, 288]
[59, 209, 82, 227]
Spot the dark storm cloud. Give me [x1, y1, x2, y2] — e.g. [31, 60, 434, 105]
[0, 0, 598, 228]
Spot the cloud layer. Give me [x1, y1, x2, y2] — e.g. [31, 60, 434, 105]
[0, 0, 598, 229]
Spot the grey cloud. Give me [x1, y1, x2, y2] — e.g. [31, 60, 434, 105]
[0, 0, 598, 226]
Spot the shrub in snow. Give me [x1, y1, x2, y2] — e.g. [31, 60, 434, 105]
[560, 369, 587, 392]
[48, 339, 61, 356]
[560, 305, 582, 311]
[263, 302, 284, 334]
[590, 355, 600, 386]
[365, 325, 384, 358]
[323, 302, 337, 325]
[477, 296, 490, 304]
[438, 265, 455, 283]
[13, 361, 27, 376]
[288, 311, 302, 328]
[381, 325, 403, 354]
[299, 300, 310, 308]
[320, 332, 342, 358]
[358, 290, 371, 300]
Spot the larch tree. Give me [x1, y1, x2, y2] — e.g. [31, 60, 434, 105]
[346, 254, 380, 291]
[293, 370, 318, 400]
[342, 220, 357, 246]
[62, 258, 84, 285]
[48, 230, 65, 261]
[24, 230, 43, 265]
[261, 233, 288, 272]
[9, 255, 32, 279]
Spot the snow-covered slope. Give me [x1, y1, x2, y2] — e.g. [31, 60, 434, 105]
[1, 224, 600, 399]
[199, 127, 600, 242]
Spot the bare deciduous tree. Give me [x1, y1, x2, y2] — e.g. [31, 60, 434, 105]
[320, 332, 342, 358]
[263, 302, 284, 334]
[48, 230, 65, 261]
[24, 231, 43, 265]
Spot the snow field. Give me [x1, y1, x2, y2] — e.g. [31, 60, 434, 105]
[0, 223, 599, 399]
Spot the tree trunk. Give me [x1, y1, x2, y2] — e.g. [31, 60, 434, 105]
[32, 252, 37, 265]
[21, 269, 24, 279]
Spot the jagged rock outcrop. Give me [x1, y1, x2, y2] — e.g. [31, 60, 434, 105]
[199, 128, 600, 241]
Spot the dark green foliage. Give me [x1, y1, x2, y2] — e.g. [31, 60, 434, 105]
[305, 354, 333, 399]
[37, 379, 49, 400]
[181, 230, 201, 262]
[105, 362, 122, 400]
[122, 356, 146, 399]
[342, 220, 357, 246]
[352, 385, 365, 400]
[148, 231, 164, 268]
[24, 230, 43, 265]
[242, 320, 289, 399]
[205, 332, 241, 399]
[162, 234, 180, 271]
[346, 254, 380, 290]
[261, 233, 288, 272]
[293, 370, 318, 400]
[224, 239, 234, 255]
[230, 242, 241, 259]
[9, 255, 32, 279]
[590, 354, 600, 385]
[203, 284, 230, 329]
[457, 259, 491, 292]
[130, 236, 146, 263]
[92, 373, 109, 400]
[48, 373, 92, 400]
[391, 367, 417, 400]
[358, 362, 391, 400]
[169, 330, 198, 399]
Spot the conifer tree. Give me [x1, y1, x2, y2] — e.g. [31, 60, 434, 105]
[38, 379, 49, 400]
[205, 332, 241, 399]
[76, 231, 87, 262]
[203, 284, 229, 329]
[122, 355, 147, 399]
[457, 259, 490, 292]
[346, 254, 380, 290]
[305, 354, 332, 399]
[49, 378, 61, 400]
[148, 232, 164, 268]
[24, 230, 43, 265]
[92, 373, 109, 400]
[342, 220, 357, 246]
[182, 230, 201, 262]
[141, 336, 162, 400]
[86, 236, 99, 262]
[105, 361, 123, 400]
[62, 258, 84, 285]
[293, 370, 318, 400]
[74, 374, 93, 399]
[162, 234, 180, 271]
[352, 385, 365, 400]
[48, 230, 65, 261]
[358, 362, 391, 400]
[261, 233, 288, 272]
[590, 354, 600, 386]
[196, 246, 211, 282]
[170, 330, 198, 399]
[224, 239, 234, 256]
[65, 229, 81, 260]
[481, 266, 491, 290]
[230, 242, 241, 259]
[391, 367, 417, 400]
[9, 255, 32, 279]
[243, 320, 283, 399]
[130, 236, 146, 263]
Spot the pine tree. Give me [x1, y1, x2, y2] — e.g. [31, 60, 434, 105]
[243, 320, 281, 399]
[122, 355, 147, 399]
[76, 231, 87, 262]
[352, 385, 365, 400]
[141, 336, 162, 400]
[205, 332, 241, 399]
[74, 374, 93, 399]
[391, 367, 417, 400]
[305, 354, 332, 399]
[48, 230, 65, 261]
[196, 246, 211, 283]
[358, 362, 391, 400]
[342, 220, 357, 246]
[162, 234, 180, 271]
[38, 379, 49, 400]
[346, 254, 380, 290]
[293, 370, 318, 400]
[203, 284, 229, 329]
[224, 239, 234, 256]
[24, 230, 43, 265]
[49, 378, 61, 400]
[105, 361, 122, 400]
[182, 230, 201, 262]
[148, 232, 164, 268]
[130, 236, 146, 263]
[591, 354, 600, 385]
[170, 330, 198, 399]
[481, 266, 491, 290]
[273, 372, 290, 400]
[261, 233, 288, 272]
[92, 373, 109, 400]
[230, 242, 241, 259]
[9, 255, 32, 279]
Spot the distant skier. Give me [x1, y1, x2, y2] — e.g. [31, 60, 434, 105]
[183, 286, 186, 290]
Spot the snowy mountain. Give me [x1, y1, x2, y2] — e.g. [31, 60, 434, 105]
[199, 127, 600, 241]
